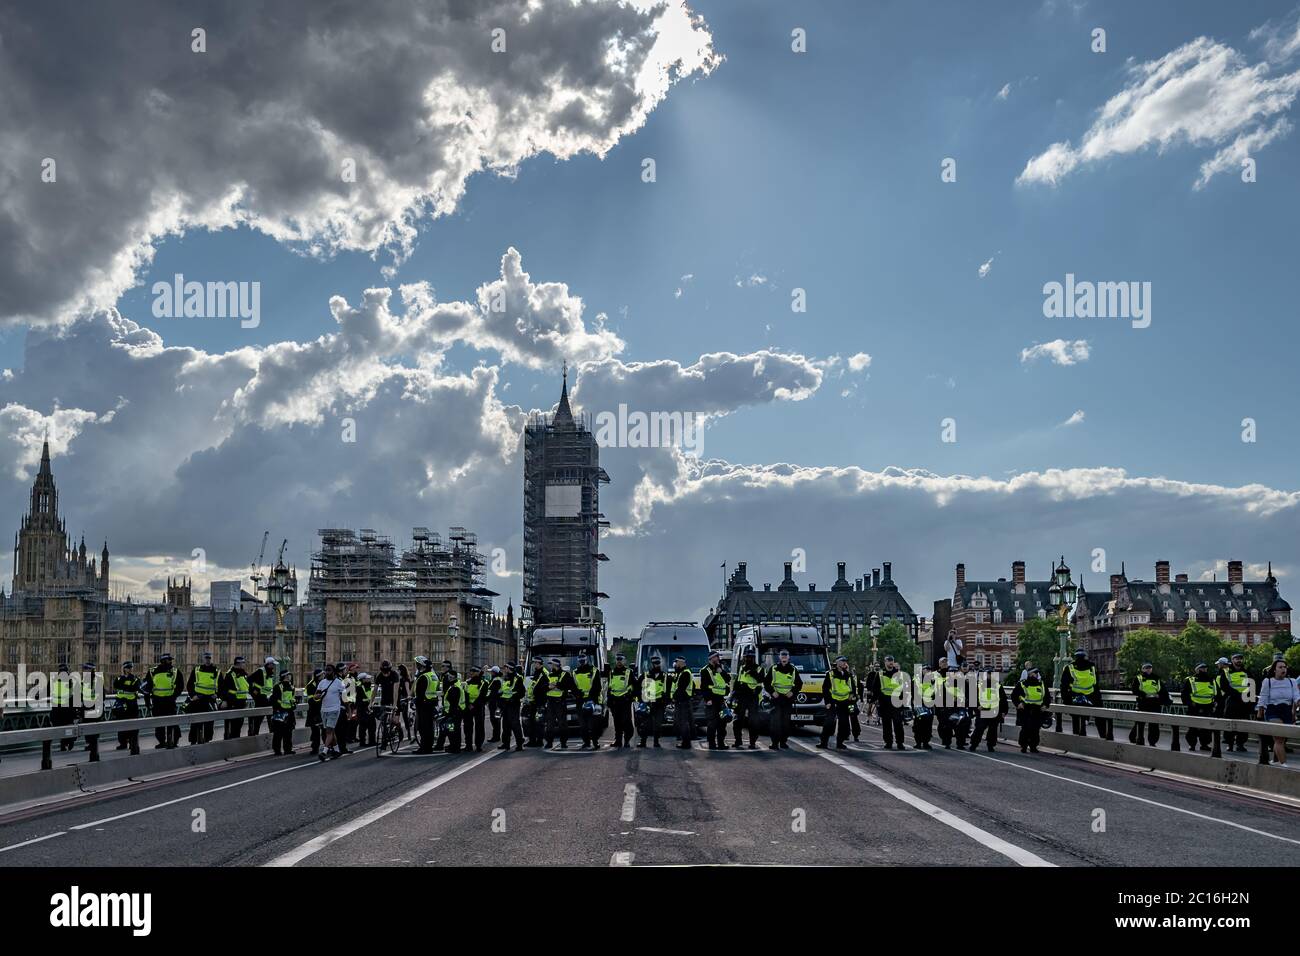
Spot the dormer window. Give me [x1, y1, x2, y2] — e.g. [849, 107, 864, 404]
[1015, 609, 1024, 623]
[1251, 609, 1259, 623]
[1229, 609, 1238, 623]
[1188, 609, 1197, 622]
[1166, 609, 1175, 623]
[1208, 609, 1217, 623]
[993, 608, 1002, 624]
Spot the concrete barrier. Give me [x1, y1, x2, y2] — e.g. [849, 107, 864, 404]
[996, 724, 1300, 799]
[0, 728, 313, 811]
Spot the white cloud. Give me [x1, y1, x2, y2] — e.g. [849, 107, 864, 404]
[1020, 339, 1091, 366]
[978, 257, 994, 278]
[847, 352, 872, 373]
[0, 0, 718, 327]
[997, 83, 1012, 100]
[1017, 34, 1300, 187]
[736, 274, 769, 288]
[1060, 409, 1085, 427]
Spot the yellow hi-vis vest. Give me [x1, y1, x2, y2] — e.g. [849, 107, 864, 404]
[193, 667, 218, 696]
[641, 673, 665, 703]
[279, 686, 296, 709]
[919, 675, 937, 708]
[422, 673, 439, 702]
[115, 677, 139, 701]
[151, 669, 178, 697]
[879, 670, 902, 696]
[464, 679, 482, 704]
[228, 671, 250, 701]
[546, 672, 566, 698]
[573, 669, 595, 695]
[669, 670, 693, 697]
[1068, 664, 1096, 695]
[1019, 682, 1044, 704]
[829, 673, 854, 702]
[52, 677, 72, 707]
[261, 672, 275, 697]
[1189, 679, 1216, 706]
[978, 684, 999, 711]
[498, 675, 517, 700]
[1227, 670, 1249, 693]
[704, 666, 728, 696]
[1139, 677, 1160, 695]
[736, 668, 762, 692]
[608, 670, 631, 697]
[770, 667, 796, 695]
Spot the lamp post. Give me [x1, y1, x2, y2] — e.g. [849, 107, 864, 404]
[1047, 556, 1077, 732]
[869, 613, 881, 669]
[263, 556, 293, 679]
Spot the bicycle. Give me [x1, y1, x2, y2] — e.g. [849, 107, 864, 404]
[374, 703, 405, 756]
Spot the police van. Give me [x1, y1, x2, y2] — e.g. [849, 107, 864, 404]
[523, 625, 608, 735]
[633, 621, 712, 733]
[731, 622, 830, 733]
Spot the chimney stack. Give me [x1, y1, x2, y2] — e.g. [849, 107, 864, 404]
[1155, 560, 1170, 590]
[956, 563, 966, 588]
[1228, 559, 1243, 594]
[882, 561, 892, 585]
[1175, 573, 1188, 584]
[872, 569, 880, 588]
[1110, 573, 1124, 600]
[1012, 560, 1025, 592]
[808, 583, 816, 592]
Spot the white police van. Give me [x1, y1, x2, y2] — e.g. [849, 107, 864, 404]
[730, 622, 830, 733]
[634, 621, 712, 733]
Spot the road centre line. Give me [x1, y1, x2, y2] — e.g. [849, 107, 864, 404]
[620, 783, 638, 823]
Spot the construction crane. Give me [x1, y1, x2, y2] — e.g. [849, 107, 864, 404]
[249, 530, 269, 592]
[276, 538, 288, 565]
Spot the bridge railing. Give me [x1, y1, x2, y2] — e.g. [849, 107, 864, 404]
[0, 704, 306, 771]
[1046, 702, 1300, 765]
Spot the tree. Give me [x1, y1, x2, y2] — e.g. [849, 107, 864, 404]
[1272, 632, 1295, 653]
[847, 621, 920, 674]
[1114, 628, 1182, 686]
[1284, 645, 1300, 676]
[1177, 622, 1224, 679]
[1014, 617, 1069, 684]
[841, 630, 872, 676]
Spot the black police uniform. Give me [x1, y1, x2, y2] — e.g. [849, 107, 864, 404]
[605, 664, 636, 747]
[414, 669, 439, 753]
[572, 662, 603, 748]
[490, 670, 526, 750]
[764, 662, 800, 749]
[636, 666, 668, 747]
[461, 673, 489, 751]
[112, 670, 142, 754]
[1011, 677, 1050, 752]
[146, 663, 183, 748]
[669, 665, 695, 748]
[730, 660, 764, 748]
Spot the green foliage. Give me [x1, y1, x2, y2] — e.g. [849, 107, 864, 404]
[1285, 645, 1300, 676]
[848, 621, 920, 674]
[1014, 616, 1069, 683]
[841, 631, 872, 676]
[1177, 622, 1224, 675]
[1114, 628, 1182, 685]
[1271, 632, 1294, 653]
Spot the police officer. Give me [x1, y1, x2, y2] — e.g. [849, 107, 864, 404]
[433, 660, 459, 753]
[220, 656, 252, 739]
[1011, 666, 1050, 753]
[700, 650, 731, 749]
[912, 663, 936, 750]
[1182, 662, 1219, 751]
[413, 656, 439, 754]
[355, 672, 377, 746]
[79, 661, 101, 754]
[1060, 648, 1109, 738]
[524, 657, 547, 747]
[970, 665, 1007, 752]
[605, 653, 636, 748]
[818, 655, 857, 750]
[305, 667, 325, 755]
[247, 656, 277, 736]
[51, 663, 76, 751]
[764, 649, 799, 750]
[1219, 653, 1252, 752]
[572, 652, 603, 750]
[668, 655, 695, 749]
[487, 665, 503, 743]
[637, 655, 667, 748]
[338, 663, 358, 753]
[462, 665, 489, 752]
[145, 653, 182, 749]
[933, 659, 956, 749]
[491, 660, 526, 752]
[271, 671, 297, 755]
[730, 648, 764, 749]
[1129, 662, 1170, 746]
[112, 661, 142, 755]
[870, 655, 907, 750]
[539, 657, 576, 750]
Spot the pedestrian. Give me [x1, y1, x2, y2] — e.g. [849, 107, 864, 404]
[636, 655, 667, 748]
[271, 671, 297, 755]
[219, 656, 251, 739]
[50, 663, 76, 751]
[524, 658, 546, 747]
[487, 664, 503, 743]
[145, 653, 182, 749]
[315, 663, 347, 761]
[764, 649, 800, 750]
[79, 662, 101, 754]
[491, 660, 526, 752]
[305, 668, 324, 755]
[1218, 653, 1252, 753]
[337, 663, 358, 753]
[605, 653, 636, 748]
[1256, 659, 1298, 766]
[730, 648, 763, 749]
[433, 660, 458, 752]
[572, 652, 603, 749]
[700, 650, 731, 749]
[112, 661, 142, 755]
[970, 665, 1007, 752]
[462, 665, 489, 752]
[1181, 662, 1219, 751]
[1012, 667, 1050, 753]
[395, 663, 413, 739]
[1129, 663, 1169, 746]
[670, 655, 695, 749]
[247, 656, 277, 736]
[413, 657, 438, 754]
[818, 656, 856, 750]
[869, 655, 907, 750]
[355, 672, 376, 747]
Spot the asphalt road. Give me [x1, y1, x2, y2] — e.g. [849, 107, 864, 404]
[2, 722, 1299, 867]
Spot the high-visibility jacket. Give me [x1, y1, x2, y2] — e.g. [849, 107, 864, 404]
[607, 669, 632, 697]
[1189, 679, 1217, 706]
[1067, 664, 1096, 695]
[278, 686, 297, 710]
[829, 673, 855, 702]
[919, 675, 937, 708]
[115, 675, 140, 702]
[357, 683, 374, 704]
[463, 678, 485, 705]
[150, 668, 179, 697]
[192, 667, 219, 696]
[227, 671, 250, 701]
[545, 672, 566, 698]
[1018, 681, 1044, 704]
[878, 669, 903, 697]
[496, 674, 521, 700]
[1139, 677, 1160, 696]
[978, 684, 999, 711]
[446, 680, 468, 714]
[702, 665, 728, 697]
[669, 670, 694, 698]
[640, 673, 665, 703]
[769, 667, 797, 696]
[735, 667, 763, 695]
[573, 668, 596, 697]
[420, 672, 439, 702]
[52, 676, 72, 707]
[1226, 669, 1250, 693]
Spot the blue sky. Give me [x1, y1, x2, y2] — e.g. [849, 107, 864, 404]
[3, 0, 1300, 631]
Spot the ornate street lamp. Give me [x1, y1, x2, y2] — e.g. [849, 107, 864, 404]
[869, 613, 881, 669]
[260, 546, 294, 679]
[1048, 556, 1077, 730]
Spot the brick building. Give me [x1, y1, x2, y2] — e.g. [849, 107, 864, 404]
[950, 561, 1057, 671]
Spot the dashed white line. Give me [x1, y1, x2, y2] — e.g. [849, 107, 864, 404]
[0, 831, 67, 854]
[620, 783, 639, 823]
[637, 825, 696, 836]
[792, 739, 1055, 867]
[264, 748, 500, 867]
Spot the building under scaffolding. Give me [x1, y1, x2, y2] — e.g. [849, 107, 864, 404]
[522, 366, 609, 630]
[308, 525, 517, 673]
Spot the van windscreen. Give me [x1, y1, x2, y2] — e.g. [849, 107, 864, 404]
[639, 645, 711, 673]
[760, 645, 828, 674]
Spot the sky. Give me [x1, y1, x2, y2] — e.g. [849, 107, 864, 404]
[2, 0, 1300, 639]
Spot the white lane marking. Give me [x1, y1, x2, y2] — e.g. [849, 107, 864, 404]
[69, 756, 325, 830]
[0, 831, 67, 854]
[637, 826, 696, 836]
[264, 748, 500, 867]
[620, 783, 639, 823]
[959, 748, 1300, 847]
[792, 740, 1054, 867]
[610, 851, 634, 866]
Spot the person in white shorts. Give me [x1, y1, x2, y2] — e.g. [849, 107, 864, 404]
[315, 663, 347, 761]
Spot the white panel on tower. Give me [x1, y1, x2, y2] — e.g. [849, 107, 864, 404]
[545, 483, 581, 517]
